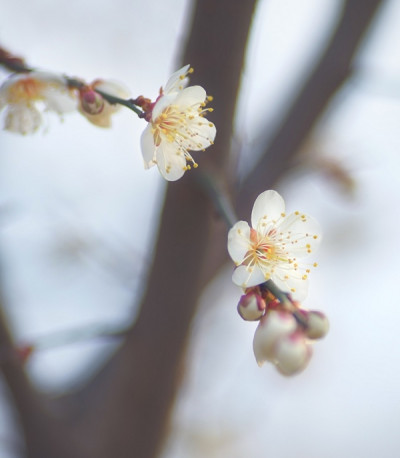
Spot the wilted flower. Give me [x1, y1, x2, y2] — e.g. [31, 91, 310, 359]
[227, 190, 321, 300]
[78, 79, 130, 128]
[140, 65, 216, 181]
[0, 71, 76, 134]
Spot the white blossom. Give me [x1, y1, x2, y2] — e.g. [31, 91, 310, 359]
[227, 190, 321, 300]
[140, 65, 216, 181]
[0, 71, 76, 134]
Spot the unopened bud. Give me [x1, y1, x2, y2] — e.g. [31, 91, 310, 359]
[80, 89, 104, 115]
[305, 310, 329, 340]
[237, 292, 266, 321]
[274, 332, 312, 376]
[253, 310, 297, 366]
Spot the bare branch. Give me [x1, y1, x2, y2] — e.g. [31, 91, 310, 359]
[237, 0, 385, 217]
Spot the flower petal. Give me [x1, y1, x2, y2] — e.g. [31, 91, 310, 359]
[152, 93, 176, 120]
[227, 221, 251, 264]
[174, 85, 206, 107]
[156, 141, 187, 181]
[43, 89, 77, 114]
[251, 190, 285, 230]
[4, 104, 41, 135]
[232, 264, 266, 288]
[163, 65, 190, 94]
[141, 124, 156, 168]
[180, 117, 216, 151]
[272, 267, 309, 301]
[277, 213, 322, 257]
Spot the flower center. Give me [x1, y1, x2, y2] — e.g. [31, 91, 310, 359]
[249, 228, 279, 264]
[151, 105, 198, 171]
[152, 105, 183, 146]
[8, 78, 44, 103]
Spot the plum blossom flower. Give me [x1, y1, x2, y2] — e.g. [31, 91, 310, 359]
[140, 65, 216, 181]
[0, 71, 76, 134]
[227, 190, 321, 300]
[78, 79, 130, 128]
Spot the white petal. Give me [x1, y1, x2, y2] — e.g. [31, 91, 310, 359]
[163, 65, 190, 94]
[183, 118, 216, 150]
[156, 141, 186, 181]
[152, 93, 176, 120]
[140, 124, 156, 168]
[272, 268, 309, 301]
[174, 86, 206, 107]
[232, 264, 266, 288]
[277, 213, 322, 257]
[29, 71, 67, 86]
[43, 89, 77, 114]
[251, 190, 285, 229]
[227, 221, 251, 263]
[4, 104, 41, 135]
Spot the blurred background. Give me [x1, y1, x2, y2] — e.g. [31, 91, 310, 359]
[0, 0, 400, 457]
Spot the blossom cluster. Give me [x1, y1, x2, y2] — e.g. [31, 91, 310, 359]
[0, 66, 216, 181]
[0, 54, 327, 377]
[228, 190, 328, 376]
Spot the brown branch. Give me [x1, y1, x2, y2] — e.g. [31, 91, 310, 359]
[68, 2, 258, 458]
[0, 306, 84, 458]
[237, 0, 385, 217]
[193, 0, 386, 291]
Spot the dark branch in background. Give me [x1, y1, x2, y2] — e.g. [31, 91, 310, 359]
[0, 47, 31, 73]
[0, 306, 83, 458]
[69, 2, 258, 458]
[195, 0, 385, 293]
[237, 0, 385, 217]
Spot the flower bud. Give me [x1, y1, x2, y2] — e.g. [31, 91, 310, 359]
[80, 88, 104, 115]
[253, 310, 297, 366]
[274, 332, 312, 376]
[237, 292, 266, 321]
[305, 310, 329, 340]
